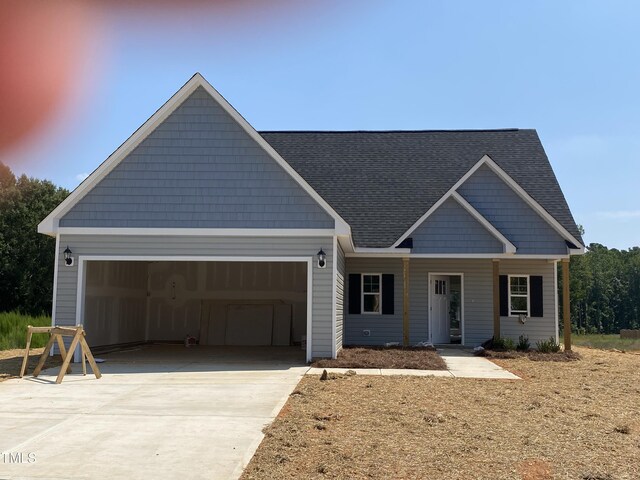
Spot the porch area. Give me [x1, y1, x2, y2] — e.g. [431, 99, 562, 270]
[342, 256, 572, 350]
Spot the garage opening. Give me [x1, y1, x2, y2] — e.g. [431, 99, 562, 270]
[81, 260, 308, 358]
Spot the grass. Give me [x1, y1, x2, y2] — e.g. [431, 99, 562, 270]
[311, 346, 447, 370]
[0, 311, 51, 351]
[242, 347, 640, 480]
[573, 333, 640, 351]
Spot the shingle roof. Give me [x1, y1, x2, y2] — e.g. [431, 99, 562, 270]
[259, 129, 582, 248]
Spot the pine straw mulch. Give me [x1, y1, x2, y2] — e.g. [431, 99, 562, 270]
[242, 347, 640, 480]
[311, 346, 447, 370]
[0, 348, 62, 382]
[479, 349, 582, 362]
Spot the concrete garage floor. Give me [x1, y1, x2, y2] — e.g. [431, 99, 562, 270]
[0, 345, 308, 480]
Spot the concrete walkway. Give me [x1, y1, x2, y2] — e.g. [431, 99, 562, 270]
[0, 345, 307, 480]
[440, 349, 520, 379]
[306, 349, 520, 379]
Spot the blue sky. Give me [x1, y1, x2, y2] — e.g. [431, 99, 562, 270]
[2, 1, 639, 249]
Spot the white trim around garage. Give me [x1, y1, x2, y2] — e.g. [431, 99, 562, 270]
[73, 255, 315, 363]
[49, 234, 60, 357]
[38, 73, 351, 237]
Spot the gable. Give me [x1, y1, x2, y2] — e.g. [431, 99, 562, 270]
[58, 87, 334, 230]
[410, 197, 505, 254]
[457, 164, 569, 254]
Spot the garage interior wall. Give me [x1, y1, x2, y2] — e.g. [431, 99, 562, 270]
[84, 260, 307, 348]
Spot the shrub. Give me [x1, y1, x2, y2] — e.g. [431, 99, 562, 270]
[492, 337, 515, 351]
[536, 337, 561, 353]
[516, 335, 530, 352]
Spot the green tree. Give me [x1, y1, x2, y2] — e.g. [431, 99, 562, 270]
[564, 237, 640, 335]
[0, 162, 69, 315]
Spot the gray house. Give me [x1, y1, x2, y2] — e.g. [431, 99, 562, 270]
[38, 73, 583, 361]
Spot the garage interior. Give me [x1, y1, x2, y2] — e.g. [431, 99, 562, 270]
[82, 260, 308, 355]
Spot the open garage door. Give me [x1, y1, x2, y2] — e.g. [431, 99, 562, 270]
[81, 260, 309, 355]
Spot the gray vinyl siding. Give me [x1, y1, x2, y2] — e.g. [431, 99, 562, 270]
[498, 260, 557, 345]
[344, 258, 557, 347]
[344, 258, 404, 345]
[335, 242, 345, 355]
[60, 87, 334, 230]
[411, 197, 503, 254]
[457, 164, 568, 254]
[53, 235, 334, 359]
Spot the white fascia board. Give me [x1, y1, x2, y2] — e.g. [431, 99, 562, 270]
[353, 247, 411, 254]
[480, 156, 585, 250]
[450, 192, 517, 254]
[346, 252, 569, 259]
[344, 246, 411, 259]
[337, 235, 355, 254]
[57, 227, 336, 237]
[391, 154, 584, 251]
[38, 73, 351, 237]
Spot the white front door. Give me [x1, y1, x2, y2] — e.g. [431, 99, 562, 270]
[431, 275, 450, 344]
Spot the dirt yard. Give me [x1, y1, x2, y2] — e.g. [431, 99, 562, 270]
[242, 347, 640, 480]
[312, 346, 447, 370]
[0, 348, 62, 382]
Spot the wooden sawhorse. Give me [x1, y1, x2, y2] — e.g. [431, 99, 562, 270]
[20, 325, 102, 384]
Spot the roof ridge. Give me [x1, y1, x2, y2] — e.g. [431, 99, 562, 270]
[259, 128, 524, 134]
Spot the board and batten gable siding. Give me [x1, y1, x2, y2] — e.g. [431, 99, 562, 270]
[344, 258, 557, 347]
[457, 164, 568, 254]
[410, 197, 504, 254]
[54, 234, 335, 358]
[498, 259, 557, 345]
[59, 87, 334, 230]
[335, 241, 345, 354]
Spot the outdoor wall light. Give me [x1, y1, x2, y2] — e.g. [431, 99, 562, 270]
[317, 248, 326, 269]
[63, 246, 74, 267]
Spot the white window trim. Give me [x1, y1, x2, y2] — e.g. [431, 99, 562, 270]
[361, 273, 382, 315]
[508, 274, 530, 317]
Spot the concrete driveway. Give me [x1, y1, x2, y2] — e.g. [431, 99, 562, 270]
[0, 345, 307, 480]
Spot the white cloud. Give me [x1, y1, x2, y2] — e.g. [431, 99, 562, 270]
[596, 210, 640, 219]
[75, 172, 89, 182]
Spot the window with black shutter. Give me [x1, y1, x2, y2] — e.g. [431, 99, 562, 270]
[348, 273, 395, 315]
[498, 275, 544, 318]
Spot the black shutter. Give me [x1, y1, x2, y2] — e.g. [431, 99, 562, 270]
[499, 275, 508, 317]
[381, 274, 394, 315]
[348, 274, 361, 314]
[530, 276, 543, 317]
